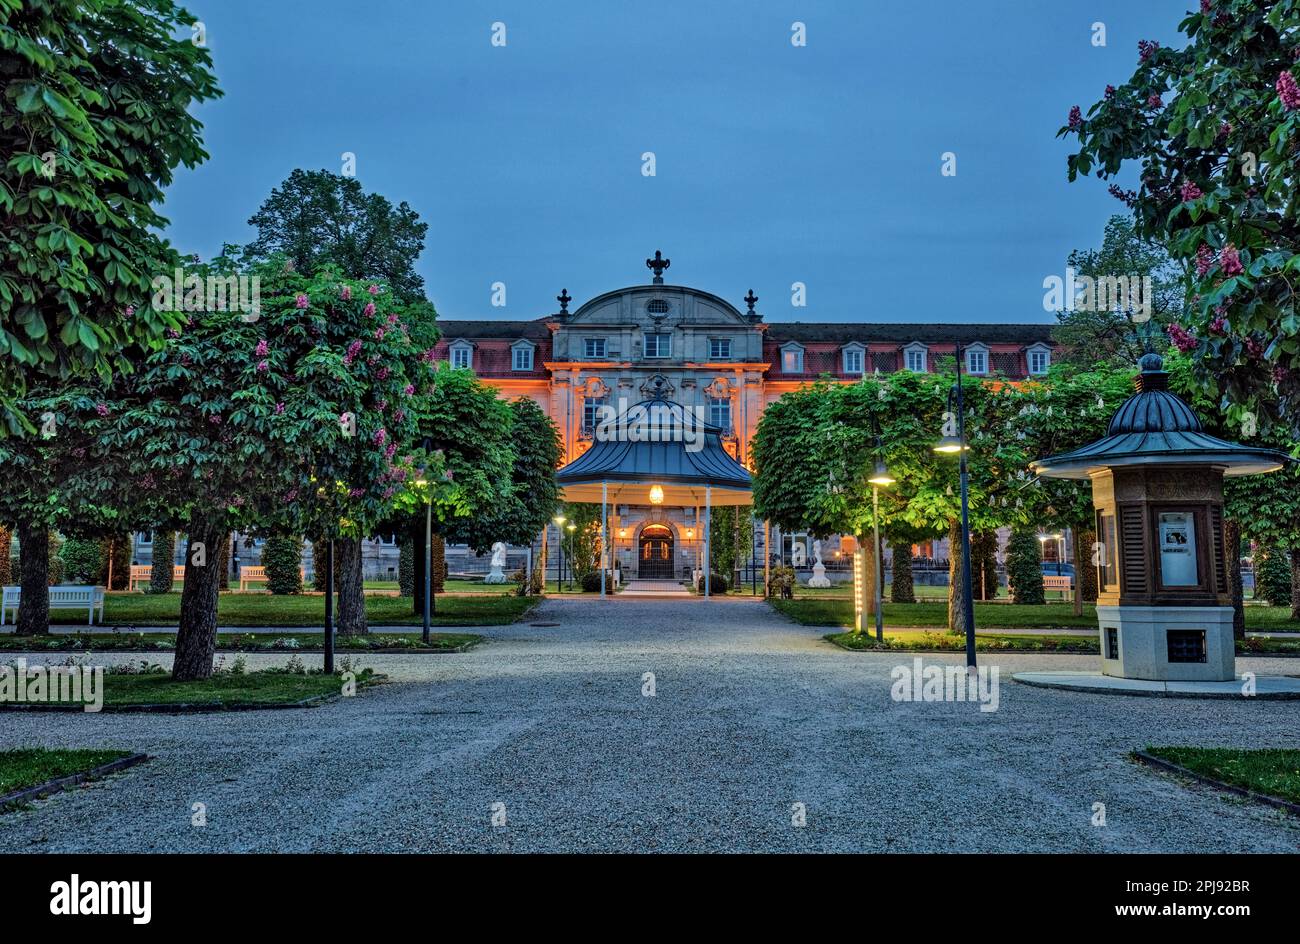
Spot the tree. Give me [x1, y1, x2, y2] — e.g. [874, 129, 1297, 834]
[149, 530, 175, 593]
[58, 537, 102, 583]
[1255, 546, 1292, 605]
[0, 0, 221, 433]
[246, 170, 430, 305]
[1054, 215, 1184, 367]
[1060, 1, 1300, 437]
[86, 256, 431, 675]
[262, 534, 303, 594]
[1006, 528, 1045, 604]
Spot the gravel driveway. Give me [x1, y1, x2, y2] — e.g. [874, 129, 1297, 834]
[3, 596, 1299, 853]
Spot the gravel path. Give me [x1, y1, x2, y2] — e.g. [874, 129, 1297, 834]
[3, 596, 1299, 853]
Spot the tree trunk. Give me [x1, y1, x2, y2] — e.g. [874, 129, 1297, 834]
[1290, 547, 1300, 622]
[890, 537, 915, 603]
[337, 536, 368, 635]
[853, 533, 877, 634]
[217, 533, 231, 590]
[947, 518, 971, 636]
[1221, 520, 1244, 639]
[15, 521, 50, 636]
[173, 517, 224, 681]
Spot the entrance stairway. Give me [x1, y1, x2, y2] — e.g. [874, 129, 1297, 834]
[621, 579, 691, 596]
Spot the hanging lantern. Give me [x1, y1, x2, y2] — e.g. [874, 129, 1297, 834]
[649, 484, 664, 505]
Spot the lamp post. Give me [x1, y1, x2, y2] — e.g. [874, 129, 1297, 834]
[934, 343, 977, 669]
[415, 476, 432, 644]
[867, 444, 896, 644]
[566, 522, 577, 590]
[552, 514, 566, 593]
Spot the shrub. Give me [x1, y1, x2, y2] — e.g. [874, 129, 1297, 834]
[398, 534, 415, 596]
[59, 538, 104, 584]
[48, 531, 65, 585]
[262, 535, 304, 594]
[1255, 547, 1292, 606]
[0, 527, 11, 585]
[580, 571, 616, 593]
[150, 531, 176, 593]
[696, 572, 728, 593]
[1005, 528, 1045, 605]
[889, 539, 915, 603]
[767, 565, 794, 599]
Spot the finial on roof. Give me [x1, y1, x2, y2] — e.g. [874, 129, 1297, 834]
[744, 289, 758, 314]
[557, 288, 571, 314]
[646, 250, 670, 284]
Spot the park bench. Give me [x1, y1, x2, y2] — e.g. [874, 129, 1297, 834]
[1043, 575, 1073, 598]
[128, 564, 186, 591]
[1, 585, 105, 626]
[238, 566, 306, 592]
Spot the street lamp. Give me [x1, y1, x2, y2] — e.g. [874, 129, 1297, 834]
[934, 343, 977, 669]
[415, 474, 432, 643]
[566, 523, 577, 590]
[866, 421, 895, 644]
[552, 514, 566, 593]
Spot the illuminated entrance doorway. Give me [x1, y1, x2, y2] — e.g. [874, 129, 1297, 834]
[638, 525, 675, 579]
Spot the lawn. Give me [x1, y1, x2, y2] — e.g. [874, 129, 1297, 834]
[0, 748, 133, 797]
[826, 631, 1100, 653]
[1142, 747, 1300, 805]
[772, 598, 1300, 632]
[31, 590, 538, 628]
[2, 668, 378, 708]
[0, 631, 481, 652]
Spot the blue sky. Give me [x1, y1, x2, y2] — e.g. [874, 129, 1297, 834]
[161, 0, 1190, 324]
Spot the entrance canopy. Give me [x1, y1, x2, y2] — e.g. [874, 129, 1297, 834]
[555, 396, 752, 506]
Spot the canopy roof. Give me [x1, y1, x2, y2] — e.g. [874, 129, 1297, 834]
[1031, 354, 1289, 480]
[556, 396, 753, 506]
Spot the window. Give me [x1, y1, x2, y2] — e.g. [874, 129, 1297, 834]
[582, 396, 608, 435]
[709, 396, 732, 433]
[1166, 629, 1207, 664]
[584, 338, 606, 359]
[905, 347, 927, 373]
[646, 299, 670, 315]
[450, 343, 472, 369]
[966, 349, 987, 374]
[781, 346, 804, 373]
[644, 333, 671, 358]
[512, 345, 534, 371]
[1028, 348, 1050, 375]
[136, 531, 153, 546]
[1097, 511, 1118, 589]
[709, 338, 731, 360]
[843, 347, 864, 375]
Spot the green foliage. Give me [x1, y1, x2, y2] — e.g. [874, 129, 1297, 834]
[149, 530, 175, 593]
[767, 565, 795, 599]
[262, 534, 303, 595]
[0, 526, 10, 585]
[889, 538, 915, 603]
[246, 169, 430, 306]
[708, 505, 752, 577]
[58, 537, 102, 583]
[1255, 546, 1292, 605]
[697, 572, 728, 593]
[580, 571, 614, 593]
[1059, 0, 1300, 435]
[558, 505, 602, 579]
[397, 533, 415, 596]
[45, 531, 64, 585]
[1054, 215, 1183, 367]
[98, 534, 129, 589]
[1006, 528, 1045, 604]
[0, 0, 221, 432]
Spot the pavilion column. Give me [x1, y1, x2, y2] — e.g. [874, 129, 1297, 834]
[705, 485, 712, 597]
[601, 481, 608, 600]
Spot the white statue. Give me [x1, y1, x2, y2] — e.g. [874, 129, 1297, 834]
[807, 538, 831, 588]
[484, 541, 508, 584]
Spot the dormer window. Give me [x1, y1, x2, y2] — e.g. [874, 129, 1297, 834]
[842, 343, 866, 375]
[1027, 344, 1051, 375]
[904, 343, 928, 373]
[511, 340, 535, 372]
[965, 344, 988, 375]
[644, 332, 671, 359]
[780, 342, 804, 374]
[584, 338, 606, 359]
[709, 338, 732, 360]
[449, 340, 473, 370]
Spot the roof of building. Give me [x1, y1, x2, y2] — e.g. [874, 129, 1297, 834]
[436, 319, 553, 340]
[764, 322, 1056, 345]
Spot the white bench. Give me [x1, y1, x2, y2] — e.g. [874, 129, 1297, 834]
[128, 564, 186, 591]
[238, 566, 306, 592]
[1043, 575, 1073, 598]
[1, 585, 105, 626]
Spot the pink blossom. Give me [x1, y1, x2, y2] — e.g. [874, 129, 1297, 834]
[166, 327, 180, 339]
[443, 470, 455, 482]
[1220, 244, 1243, 276]
[349, 488, 365, 499]
[373, 428, 387, 446]
[386, 313, 398, 325]
[363, 302, 376, 317]
[1200, 0, 1211, 12]
[1067, 105, 1082, 130]
[255, 339, 269, 357]
[1104, 85, 1115, 100]
[376, 366, 390, 380]
[403, 383, 415, 395]
[125, 305, 136, 317]
[341, 285, 352, 301]
[1147, 93, 1163, 109]
[1274, 366, 1292, 384]
[1167, 324, 1198, 353]
[209, 413, 223, 425]
[393, 409, 405, 423]
[1138, 39, 1160, 62]
[1108, 184, 1136, 207]
[374, 328, 385, 341]
[344, 339, 363, 365]
[1208, 313, 1226, 335]
[295, 294, 310, 309]
[256, 360, 269, 373]
[368, 284, 380, 296]
[284, 488, 298, 502]
[275, 402, 285, 414]
[1195, 244, 1214, 276]
[1179, 180, 1202, 202]
[1277, 71, 1300, 110]
[421, 349, 436, 363]
[1246, 337, 1265, 359]
[382, 486, 395, 499]
[95, 402, 109, 417]
[384, 441, 398, 459]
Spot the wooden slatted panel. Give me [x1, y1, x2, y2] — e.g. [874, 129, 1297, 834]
[1210, 505, 1227, 594]
[1119, 505, 1147, 594]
